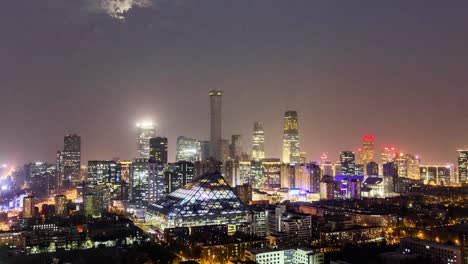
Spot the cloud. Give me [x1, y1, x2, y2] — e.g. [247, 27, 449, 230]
[87, 0, 153, 19]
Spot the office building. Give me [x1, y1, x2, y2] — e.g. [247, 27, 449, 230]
[358, 134, 375, 170]
[282, 111, 300, 164]
[366, 161, 379, 176]
[63, 134, 81, 184]
[355, 164, 364, 176]
[230, 135, 243, 160]
[83, 193, 95, 217]
[246, 247, 324, 264]
[129, 158, 150, 206]
[400, 238, 463, 264]
[149, 137, 168, 163]
[395, 153, 421, 180]
[23, 196, 34, 218]
[252, 121, 265, 160]
[146, 172, 249, 231]
[87, 160, 121, 184]
[381, 146, 397, 164]
[176, 136, 201, 162]
[251, 159, 264, 188]
[420, 165, 453, 185]
[136, 122, 155, 159]
[262, 159, 282, 189]
[457, 150, 468, 184]
[147, 163, 167, 204]
[340, 151, 355, 176]
[54, 194, 67, 217]
[24, 162, 56, 197]
[210, 90, 223, 161]
[383, 162, 398, 177]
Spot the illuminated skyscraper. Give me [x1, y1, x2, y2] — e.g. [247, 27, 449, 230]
[176, 136, 201, 162]
[420, 165, 453, 185]
[457, 150, 468, 184]
[381, 146, 397, 164]
[129, 158, 150, 206]
[150, 137, 168, 163]
[55, 194, 67, 217]
[87, 160, 121, 184]
[63, 134, 81, 184]
[359, 134, 375, 174]
[282, 111, 300, 164]
[395, 153, 421, 180]
[137, 122, 156, 159]
[340, 151, 355, 176]
[209, 90, 223, 161]
[252, 122, 265, 160]
[23, 196, 34, 218]
[262, 158, 281, 189]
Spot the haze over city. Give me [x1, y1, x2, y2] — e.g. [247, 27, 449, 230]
[1, 1, 468, 164]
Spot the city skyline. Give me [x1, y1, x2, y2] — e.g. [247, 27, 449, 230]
[1, 1, 468, 165]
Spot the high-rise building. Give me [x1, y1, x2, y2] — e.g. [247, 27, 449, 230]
[381, 146, 397, 164]
[340, 151, 355, 176]
[147, 163, 167, 204]
[308, 163, 321, 193]
[63, 134, 81, 184]
[251, 159, 264, 188]
[366, 161, 379, 176]
[457, 150, 468, 184]
[355, 164, 364, 176]
[262, 159, 282, 189]
[383, 162, 398, 177]
[150, 137, 168, 163]
[230, 135, 243, 160]
[129, 158, 150, 206]
[200, 141, 210, 161]
[282, 111, 300, 164]
[56, 150, 64, 189]
[83, 193, 95, 217]
[24, 162, 56, 197]
[87, 160, 121, 184]
[136, 122, 156, 159]
[359, 134, 375, 171]
[209, 90, 223, 161]
[176, 136, 201, 162]
[23, 196, 34, 218]
[252, 122, 265, 160]
[174, 161, 195, 186]
[54, 194, 67, 217]
[395, 153, 421, 180]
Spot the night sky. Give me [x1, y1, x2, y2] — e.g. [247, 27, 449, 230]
[1, 0, 467, 165]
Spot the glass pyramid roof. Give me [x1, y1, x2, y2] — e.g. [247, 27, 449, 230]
[149, 172, 250, 219]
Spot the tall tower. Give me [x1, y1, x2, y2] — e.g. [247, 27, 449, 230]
[340, 151, 355, 176]
[282, 111, 300, 164]
[150, 137, 168, 163]
[360, 134, 375, 172]
[209, 90, 223, 161]
[252, 121, 265, 160]
[137, 121, 155, 159]
[457, 150, 468, 184]
[63, 134, 81, 185]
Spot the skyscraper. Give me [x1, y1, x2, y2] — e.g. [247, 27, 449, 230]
[209, 90, 223, 161]
[55, 194, 67, 217]
[63, 134, 81, 184]
[23, 196, 34, 218]
[252, 122, 265, 160]
[340, 151, 355, 176]
[282, 111, 300, 164]
[230, 135, 243, 160]
[381, 146, 397, 164]
[136, 122, 156, 159]
[129, 158, 150, 206]
[150, 137, 168, 163]
[360, 134, 375, 174]
[176, 136, 202, 162]
[457, 150, 468, 184]
[395, 153, 421, 180]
